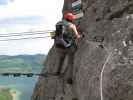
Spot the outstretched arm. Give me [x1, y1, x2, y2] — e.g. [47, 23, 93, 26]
[70, 24, 81, 39]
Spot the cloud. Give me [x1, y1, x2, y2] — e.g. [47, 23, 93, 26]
[0, 0, 10, 5]
[0, 0, 63, 55]
[0, 0, 64, 30]
[0, 16, 44, 25]
[0, 38, 54, 55]
[0, 0, 63, 20]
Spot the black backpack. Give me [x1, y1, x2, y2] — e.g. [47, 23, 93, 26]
[54, 21, 72, 48]
[55, 21, 64, 37]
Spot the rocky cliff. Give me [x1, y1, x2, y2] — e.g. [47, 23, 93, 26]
[31, 0, 133, 100]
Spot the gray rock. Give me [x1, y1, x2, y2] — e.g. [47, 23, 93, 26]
[31, 0, 133, 100]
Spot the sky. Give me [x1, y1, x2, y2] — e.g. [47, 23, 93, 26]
[0, 0, 64, 55]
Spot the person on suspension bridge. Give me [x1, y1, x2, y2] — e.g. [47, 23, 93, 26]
[52, 12, 81, 84]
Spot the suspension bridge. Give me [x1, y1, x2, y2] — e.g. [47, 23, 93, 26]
[0, 72, 60, 77]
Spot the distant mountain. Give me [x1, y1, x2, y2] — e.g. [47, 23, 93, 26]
[0, 54, 46, 73]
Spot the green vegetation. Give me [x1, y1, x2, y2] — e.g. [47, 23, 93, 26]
[0, 54, 46, 73]
[0, 88, 12, 100]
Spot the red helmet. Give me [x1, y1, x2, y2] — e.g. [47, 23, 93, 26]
[64, 13, 76, 21]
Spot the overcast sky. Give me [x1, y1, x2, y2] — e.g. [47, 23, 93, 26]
[0, 0, 64, 55]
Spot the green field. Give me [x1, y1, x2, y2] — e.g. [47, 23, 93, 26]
[0, 54, 46, 73]
[0, 89, 12, 100]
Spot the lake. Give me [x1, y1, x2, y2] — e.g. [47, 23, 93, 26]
[0, 75, 38, 100]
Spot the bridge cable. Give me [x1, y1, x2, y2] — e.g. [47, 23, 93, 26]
[0, 32, 49, 37]
[0, 30, 54, 36]
[0, 36, 51, 41]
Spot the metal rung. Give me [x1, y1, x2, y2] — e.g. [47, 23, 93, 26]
[72, 0, 81, 7]
[72, 4, 81, 10]
[71, 0, 81, 3]
[75, 12, 84, 19]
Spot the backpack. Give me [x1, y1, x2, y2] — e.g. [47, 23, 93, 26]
[54, 21, 72, 48]
[55, 21, 64, 37]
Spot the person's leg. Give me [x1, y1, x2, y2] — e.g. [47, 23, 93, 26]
[55, 48, 67, 75]
[66, 47, 76, 84]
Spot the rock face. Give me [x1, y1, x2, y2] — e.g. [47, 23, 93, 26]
[31, 0, 133, 100]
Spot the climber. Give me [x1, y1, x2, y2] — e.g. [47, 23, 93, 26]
[54, 12, 81, 84]
[54, 12, 81, 48]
